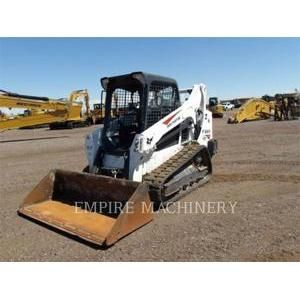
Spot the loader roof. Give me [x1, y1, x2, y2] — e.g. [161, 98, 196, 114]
[101, 71, 178, 90]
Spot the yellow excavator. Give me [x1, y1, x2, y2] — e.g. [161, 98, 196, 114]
[227, 98, 273, 124]
[0, 89, 92, 131]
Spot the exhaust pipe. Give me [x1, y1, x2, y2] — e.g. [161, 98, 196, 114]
[18, 169, 153, 246]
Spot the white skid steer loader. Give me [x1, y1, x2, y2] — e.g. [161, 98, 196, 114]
[19, 72, 217, 247]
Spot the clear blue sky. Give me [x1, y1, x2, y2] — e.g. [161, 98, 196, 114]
[0, 38, 299, 104]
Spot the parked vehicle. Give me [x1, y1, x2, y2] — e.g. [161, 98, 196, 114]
[18, 71, 218, 247]
[223, 102, 234, 111]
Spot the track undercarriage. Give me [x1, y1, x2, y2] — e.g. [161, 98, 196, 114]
[144, 142, 212, 205]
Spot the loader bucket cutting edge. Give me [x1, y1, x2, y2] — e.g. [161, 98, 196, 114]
[18, 169, 153, 246]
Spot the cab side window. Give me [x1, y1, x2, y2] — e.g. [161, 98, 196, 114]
[146, 82, 180, 128]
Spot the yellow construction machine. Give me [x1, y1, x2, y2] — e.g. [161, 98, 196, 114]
[18, 72, 218, 247]
[49, 89, 92, 129]
[90, 103, 105, 124]
[89, 91, 106, 124]
[208, 97, 224, 118]
[0, 89, 92, 131]
[227, 98, 273, 124]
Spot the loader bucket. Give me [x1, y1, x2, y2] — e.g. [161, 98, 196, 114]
[18, 169, 153, 246]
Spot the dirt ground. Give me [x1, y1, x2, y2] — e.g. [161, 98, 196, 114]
[0, 113, 299, 261]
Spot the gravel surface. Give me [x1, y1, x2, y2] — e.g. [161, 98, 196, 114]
[0, 114, 299, 261]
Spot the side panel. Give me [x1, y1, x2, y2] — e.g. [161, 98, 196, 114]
[130, 143, 183, 182]
[85, 127, 103, 171]
[197, 110, 213, 147]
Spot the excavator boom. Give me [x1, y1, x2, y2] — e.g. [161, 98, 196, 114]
[0, 89, 91, 130]
[228, 98, 272, 124]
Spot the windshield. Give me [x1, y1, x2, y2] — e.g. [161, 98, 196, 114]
[104, 87, 142, 149]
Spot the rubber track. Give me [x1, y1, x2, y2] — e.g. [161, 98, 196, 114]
[143, 142, 210, 204]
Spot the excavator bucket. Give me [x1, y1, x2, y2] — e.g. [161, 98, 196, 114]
[18, 169, 153, 246]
